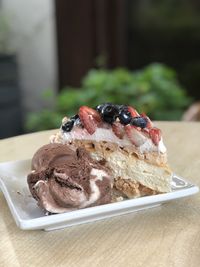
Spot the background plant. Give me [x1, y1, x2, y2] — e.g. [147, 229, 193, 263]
[26, 63, 192, 132]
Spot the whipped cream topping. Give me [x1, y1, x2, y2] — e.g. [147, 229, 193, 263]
[61, 126, 166, 154]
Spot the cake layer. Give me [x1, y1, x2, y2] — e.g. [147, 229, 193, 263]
[50, 138, 172, 195]
[50, 126, 167, 154]
[114, 178, 158, 198]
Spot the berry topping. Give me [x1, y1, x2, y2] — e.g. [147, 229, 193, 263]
[101, 104, 118, 124]
[127, 106, 139, 117]
[149, 128, 161, 145]
[70, 114, 81, 126]
[131, 117, 147, 129]
[140, 113, 153, 129]
[70, 114, 79, 121]
[79, 106, 102, 134]
[118, 109, 132, 125]
[125, 125, 146, 146]
[116, 104, 127, 111]
[62, 120, 74, 132]
[95, 103, 106, 113]
[112, 122, 125, 139]
[62, 103, 161, 146]
[61, 114, 80, 132]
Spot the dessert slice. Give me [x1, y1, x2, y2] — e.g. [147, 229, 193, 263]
[50, 104, 172, 199]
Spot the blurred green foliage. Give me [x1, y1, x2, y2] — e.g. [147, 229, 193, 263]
[26, 63, 192, 132]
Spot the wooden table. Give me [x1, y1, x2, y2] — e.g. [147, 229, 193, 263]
[0, 122, 200, 267]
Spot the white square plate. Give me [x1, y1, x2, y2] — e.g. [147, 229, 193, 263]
[0, 159, 199, 231]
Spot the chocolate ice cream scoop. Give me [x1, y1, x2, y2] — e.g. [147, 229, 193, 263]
[27, 143, 112, 214]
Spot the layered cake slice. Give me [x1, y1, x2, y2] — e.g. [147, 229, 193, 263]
[50, 104, 172, 199]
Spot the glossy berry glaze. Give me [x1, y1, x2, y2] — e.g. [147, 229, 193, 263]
[61, 103, 162, 148]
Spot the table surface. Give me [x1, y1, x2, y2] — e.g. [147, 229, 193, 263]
[0, 122, 200, 267]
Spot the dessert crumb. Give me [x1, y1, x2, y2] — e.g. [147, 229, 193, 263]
[116, 196, 124, 202]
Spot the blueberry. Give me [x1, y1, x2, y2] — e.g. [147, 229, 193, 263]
[70, 114, 79, 121]
[102, 115, 115, 124]
[70, 114, 82, 126]
[131, 117, 147, 128]
[95, 104, 105, 114]
[101, 104, 118, 124]
[118, 109, 132, 125]
[62, 120, 74, 132]
[117, 105, 128, 112]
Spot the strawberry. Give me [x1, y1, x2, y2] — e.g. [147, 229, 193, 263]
[127, 106, 139, 117]
[125, 125, 146, 146]
[78, 106, 101, 134]
[149, 127, 161, 145]
[112, 122, 125, 139]
[140, 113, 153, 129]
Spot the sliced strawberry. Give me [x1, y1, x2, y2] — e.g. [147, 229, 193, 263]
[149, 127, 161, 145]
[140, 113, 153, 129]
[127, 106, 139, 117]
[125, 125, 146, 146]
[112, 122, 125, 139]
[78, 106, 101, 135]
[142, 127, 150, 135]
